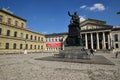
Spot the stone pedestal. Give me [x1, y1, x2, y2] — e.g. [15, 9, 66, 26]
[55, 46, 90, 59]
[66, 24, 83, 46]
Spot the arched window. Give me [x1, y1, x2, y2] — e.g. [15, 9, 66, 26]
[26, 34, 28, 39]
[6, 43, 9, 49]
[30, 45, 32, 49]
[20, 44, 23, 49]
[34, 45, 36, 49]
[13, 43, 17, 49]
[114, 34, 118, 41]
[14, 31, 17, 37]
[7, 30, 10, 36]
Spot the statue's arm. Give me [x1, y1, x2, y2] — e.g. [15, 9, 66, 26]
[68, 11, 72, 16]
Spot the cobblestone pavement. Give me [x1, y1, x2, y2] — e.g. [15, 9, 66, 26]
[0, 53, 120, 80]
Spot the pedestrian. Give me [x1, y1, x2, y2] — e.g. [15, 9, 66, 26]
[115, 51, 119, 58]
[90, 48, 94, 56]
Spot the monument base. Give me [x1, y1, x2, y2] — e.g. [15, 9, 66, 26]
[54, 46, 90, 59]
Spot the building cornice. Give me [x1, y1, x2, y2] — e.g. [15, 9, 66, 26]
[45, 32, 68, 37]
[0, 9, 27, 22]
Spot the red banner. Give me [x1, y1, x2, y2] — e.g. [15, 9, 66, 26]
[46, 42, 62, 47]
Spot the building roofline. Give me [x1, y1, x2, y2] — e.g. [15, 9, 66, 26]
[80, 18, 107, 27]
[81, 27, 112, 32]
[45, 32, 68, 37]
[112, 27, 120, 31]
[0, 8, 27, 22]
[81, 23, 113, 28]
[81, 18, 106, 24]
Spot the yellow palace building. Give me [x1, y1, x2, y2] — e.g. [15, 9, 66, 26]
[0, 8, 45, 54]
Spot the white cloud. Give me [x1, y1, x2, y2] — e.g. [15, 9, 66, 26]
[80, 3, 105, 11]
[80, 5, 87, 9]
[42, 32, 47, 34]
[79, 16, 86, 22]
[89, 3, 105, 11]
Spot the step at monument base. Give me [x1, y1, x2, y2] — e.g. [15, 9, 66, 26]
[54, 46, 90, 59]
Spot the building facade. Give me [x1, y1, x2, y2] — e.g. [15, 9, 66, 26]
[45, 19, 120, 52]
[45, 32, 68, 52]
[0, 9, 45, 53]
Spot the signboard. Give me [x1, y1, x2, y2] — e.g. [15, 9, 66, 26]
[46, 42, 62, 47]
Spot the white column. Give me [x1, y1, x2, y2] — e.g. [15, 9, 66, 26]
[108, 33, 110, 49]
[103, 32, 106, 49]
[91, 33, 93, 49]
[109, 32, 113, 49]
[85, 33, 88, 49]
[96, 33, 100, 49]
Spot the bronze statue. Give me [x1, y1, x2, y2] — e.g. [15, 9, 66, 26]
[68, 11, 80, 25]
[66, 11, 83, 46]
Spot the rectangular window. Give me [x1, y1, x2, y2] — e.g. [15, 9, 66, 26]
[14, 32, 17, 37]
[38, 45, 40, 49]
[115, 44, 119, 48]
[15, 21, 18, 26]
[6, 43, 9, 49]
[0, 15, 3, 22]
[20, 44, 23, 49]
[7, 30, 10, 36]
[13, 43, 17, 49]
[41, 37, 43, 41]
[35, 36, 36, 40]
[0, 28, 2, 35]
[41, 45, 43, 49]
[31, 35, 33, 40]
[114, 34, 118, 41]
[30, 45, 32, 49]
[26, 34, 28, 39]
[25, 44, 28, 49]
[21, 33, 23, 38]
[8, 18, 11, 24]
[21, 23, 24, 28]
[34, 45, 36, 49]
[38, 37, 40, 41]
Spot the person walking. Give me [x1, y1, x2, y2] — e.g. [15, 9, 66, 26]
[115, 51, 119, 58]
[90, 48, 94, 56]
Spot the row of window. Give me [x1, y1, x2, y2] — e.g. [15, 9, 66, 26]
[5, 43, 43, 49]
[0, 15, 25, 28]
[46, 37, 63, 42]
[0, 28, 44, 41]
[46, 48, 61, 51]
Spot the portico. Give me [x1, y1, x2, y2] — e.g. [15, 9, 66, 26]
[81, 30, 111, 50]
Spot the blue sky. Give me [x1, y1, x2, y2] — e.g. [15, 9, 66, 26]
[0, 0, 120, 34]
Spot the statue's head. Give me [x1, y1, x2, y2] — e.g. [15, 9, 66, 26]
[74, 12, 77, 15]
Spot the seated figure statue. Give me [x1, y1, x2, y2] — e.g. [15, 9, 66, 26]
[68, 11, 80, 25]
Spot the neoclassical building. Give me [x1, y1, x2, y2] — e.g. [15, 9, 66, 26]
[45, 18, 120, 52]
[0, 8, 45, 53]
